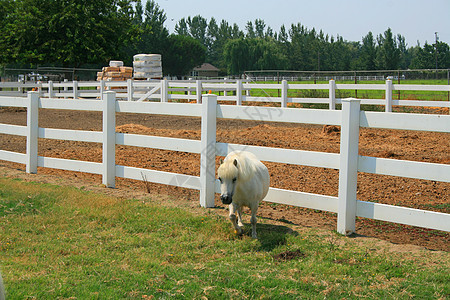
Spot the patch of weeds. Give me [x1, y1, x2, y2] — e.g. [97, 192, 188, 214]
[273, 249, 306, 262]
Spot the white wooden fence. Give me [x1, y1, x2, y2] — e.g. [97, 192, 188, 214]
[0, 92, 449, 235]
[1, 79, 449, 113]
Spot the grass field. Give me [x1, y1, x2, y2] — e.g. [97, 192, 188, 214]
[0, 177, 448, 298]
[244, 79, 450, 102]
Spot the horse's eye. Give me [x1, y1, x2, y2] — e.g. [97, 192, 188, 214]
[218, 177, 222, 183]
[232, 178, 237, 183]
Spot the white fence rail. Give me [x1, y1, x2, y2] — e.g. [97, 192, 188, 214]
[0, 92, 449, 235]
[1, 79, 449, 113]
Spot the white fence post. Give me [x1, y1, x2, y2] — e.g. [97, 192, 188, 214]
[329, 79, 336, 110]
[188, 78, 193, 97]
[200, 94, 217, 208]
[281, 80, 288, 107]
[63, 79, 68, 99]
[73, 80, 78, 99]
[99, 80, 105, 99]
[385, 79, 393, 112]
[102, 91, 116, 188]
[236, 79, 243, 105]
[26, 92, 39, 174]
[127, 79, 134, 101]
[161, 79, 169, 102]
[196, 80, 202, 103]
[337, 98, 361, 235]
[48, 80, 55, 98]
[37, 81, 43, 97]
[224, 78, 228, 96]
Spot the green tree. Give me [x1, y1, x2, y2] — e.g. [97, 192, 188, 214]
[163, 34, 206, 76]
[223, 37, 287, 74]
[376, 28, 401, 69]
[175, 18, 189, 36]
[396, 34, 408, 69]
[278, 25, 289, 44]
[0, 0, 135, 66]
[187, 15, 208, 46]
[135, 0, 169, 56]
[359, 32, 377, 70]
[206, 17, 219, 61]
[246, 21, 256, 38]
[254, 19, 266, 38]
[411, 41, 450, 69]
[287, 23, 315, 70]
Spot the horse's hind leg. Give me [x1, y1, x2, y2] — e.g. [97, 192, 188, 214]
[229, 203, 243, 235]
[250, 206, 258, 239]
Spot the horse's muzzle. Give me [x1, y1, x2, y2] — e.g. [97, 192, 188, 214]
[220, 194, 233, 205]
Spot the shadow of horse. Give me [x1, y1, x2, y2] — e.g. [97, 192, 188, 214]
[240, 222, 299, 252]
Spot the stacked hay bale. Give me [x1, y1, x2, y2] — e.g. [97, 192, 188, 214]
[133, 54, 162, 80]
[97, 61, 133, 81]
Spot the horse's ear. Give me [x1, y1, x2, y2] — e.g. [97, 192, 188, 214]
[233, 159, 238, 168]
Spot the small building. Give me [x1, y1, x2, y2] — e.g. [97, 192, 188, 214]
[191, 63, 220, 78]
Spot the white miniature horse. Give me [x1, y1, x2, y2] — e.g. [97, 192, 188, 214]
[217, 151, 270, 239]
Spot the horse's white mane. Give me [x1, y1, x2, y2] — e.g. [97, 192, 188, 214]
[221, 151, 258, 182]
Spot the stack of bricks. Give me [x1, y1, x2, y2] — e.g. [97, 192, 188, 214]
[96, 61, 133, 81]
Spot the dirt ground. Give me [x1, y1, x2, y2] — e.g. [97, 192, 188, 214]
[0, 106, 449, 251]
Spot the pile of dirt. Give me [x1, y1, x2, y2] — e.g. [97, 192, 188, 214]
[322, 125, 340, 135]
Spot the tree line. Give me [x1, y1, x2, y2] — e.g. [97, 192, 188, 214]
[1, 0, 449, 77]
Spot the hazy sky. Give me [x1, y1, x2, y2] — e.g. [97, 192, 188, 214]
[151, 0, 449, 47]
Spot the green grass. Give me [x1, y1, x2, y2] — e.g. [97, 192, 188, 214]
[0, 177, 448, 298]
[243, 80, 450, 103]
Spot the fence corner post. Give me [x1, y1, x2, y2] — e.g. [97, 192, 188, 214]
[337, 98, 361, 236]
[200, 94, 217, 208]
[26, 91, 39, 174]
[329, 79, 336, 110]
[281, 80, 288, 107]
[102, 91, 116, 188]
[385, 79, 393, 112]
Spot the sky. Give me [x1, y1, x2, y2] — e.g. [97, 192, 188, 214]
[150, 0, 450, 47]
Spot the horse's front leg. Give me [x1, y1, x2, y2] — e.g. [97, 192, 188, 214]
[236, 206, 244, 228]
[229, 203, 243, 235]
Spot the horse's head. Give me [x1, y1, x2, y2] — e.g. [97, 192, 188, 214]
[217, 158, 239, 205]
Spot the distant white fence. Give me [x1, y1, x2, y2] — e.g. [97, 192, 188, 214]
[249, 75, 387, 82]
[0, 92, 449, 235]
[1, 79, 449, 113]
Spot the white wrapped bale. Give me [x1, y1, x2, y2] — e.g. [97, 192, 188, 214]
[133, 60, 162, 68]
[109, 60, 124, 67]
[134, 71, 163, 79]
[133, 66, 162, 73]
[133, 54, 161, 62]
[133, 54, 163, 79]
